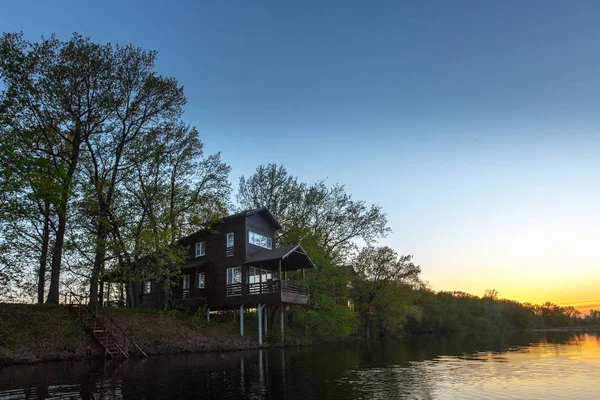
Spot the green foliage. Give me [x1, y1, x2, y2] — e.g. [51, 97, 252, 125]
[238, 163, 390, 263]
[404, 289, 585, 333]
[350, 246, 422, 338]
[0, 31, 231, 304]
[293, 293, 359, 337]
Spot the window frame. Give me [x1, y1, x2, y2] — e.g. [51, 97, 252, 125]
[143, 280, 152, 294]
[226, 232, 234, 248]
[248, 231, 273, 250]
[226, 266, 242, 285]
[197, 272, 205, 289]
[195, 241, 205, 257]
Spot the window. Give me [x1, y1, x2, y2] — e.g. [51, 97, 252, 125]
[262, 269, 272, 282]
[248, 266, 272, 284]
[226, 267, 242, 285]
[143, 280, 152, 294]
[197, 272, 205, 289]
[182, 275, 190, 290]
[249, 231, 272, 249]
[226, 232, 234, 248]
[195, 242, 205, 257]
[248, 267, 261, 284]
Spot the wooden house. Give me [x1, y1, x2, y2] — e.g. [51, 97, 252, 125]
[133, 207, 314, 343]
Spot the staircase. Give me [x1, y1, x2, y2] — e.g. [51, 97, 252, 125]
[70, 303, 147, 360]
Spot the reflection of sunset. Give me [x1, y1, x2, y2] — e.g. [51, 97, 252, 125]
[428, 333, 600, 399]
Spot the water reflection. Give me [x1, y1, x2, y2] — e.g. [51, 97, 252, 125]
[0, 331, 599, 399]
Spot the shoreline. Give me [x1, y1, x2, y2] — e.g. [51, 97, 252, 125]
[1, 303, 599, 366]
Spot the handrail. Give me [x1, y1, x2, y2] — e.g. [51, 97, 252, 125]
[74, 303, 124, 358]
[94, 304, 148, 358]
[60, 291, 89, 305]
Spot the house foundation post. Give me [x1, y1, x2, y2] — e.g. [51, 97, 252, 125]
[207, 306, 210, 322]
[258, 303, 264, 345]
[240, 304, 244, 337]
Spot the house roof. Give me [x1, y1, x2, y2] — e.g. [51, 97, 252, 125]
[244, 244, 315, 271]
[224, 206, 283, 230]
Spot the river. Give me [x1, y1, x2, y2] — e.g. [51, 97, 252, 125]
[1, 330, 599, 399]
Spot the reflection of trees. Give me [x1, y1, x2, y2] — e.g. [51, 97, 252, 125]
[0, 359, 122, 399]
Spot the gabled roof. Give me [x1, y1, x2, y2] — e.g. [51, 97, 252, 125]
[224, 206, 282, 230]
[244, 244, 315, 270]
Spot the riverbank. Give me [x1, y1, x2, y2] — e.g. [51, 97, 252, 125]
[2, 303, 598, 365]
[0, 303, 353, 365]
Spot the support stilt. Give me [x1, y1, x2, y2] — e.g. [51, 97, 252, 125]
[240, 304, 244, 337]
[258, 303, 266, 345]
[207, 306, 210, 321]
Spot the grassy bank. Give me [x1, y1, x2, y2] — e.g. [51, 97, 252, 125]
[0, 303, 309, 365]
[0, 303, 101, 364]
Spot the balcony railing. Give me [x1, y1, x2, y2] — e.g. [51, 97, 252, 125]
[226, 283, 243, 296]
[226, 280, 308, 297]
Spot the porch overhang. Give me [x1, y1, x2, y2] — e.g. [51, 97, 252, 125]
[243, 244, 315, 271]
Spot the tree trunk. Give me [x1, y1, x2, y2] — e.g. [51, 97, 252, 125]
[46, 210, 67, 304]
[37, 200, 51, 304]
[45, 129, 81, 304]
[89, 216, 108, 307]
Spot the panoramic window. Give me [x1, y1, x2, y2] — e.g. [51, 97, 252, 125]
[226, 267, 241, 285]
[227, 232, 234, 248]
[143, 280, 151, 294]
[249, 231, 273, 249]
[197, 272, 205, 289]
[195, 241, 205, 257]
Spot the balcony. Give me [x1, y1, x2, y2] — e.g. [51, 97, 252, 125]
[225, 280, 309, 305]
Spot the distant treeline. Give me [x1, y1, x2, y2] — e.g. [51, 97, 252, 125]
[404, 290, 599, 334]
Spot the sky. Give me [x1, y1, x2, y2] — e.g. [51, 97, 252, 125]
[2, 0, 599, 311]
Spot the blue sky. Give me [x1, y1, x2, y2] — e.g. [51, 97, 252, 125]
[2, 0, 599, 308]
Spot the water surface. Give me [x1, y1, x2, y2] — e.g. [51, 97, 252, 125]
[1, 331, 599, 399]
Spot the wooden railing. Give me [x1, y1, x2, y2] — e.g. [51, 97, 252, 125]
[280, 280, 308, 296]
[92, 304, 148, 358]
[65, 291, 148, 359]
[248, 281, 278, 295]
[60, 291, 88, 305]
[227, 280, 308, 297]
[226, 283, 243, 296]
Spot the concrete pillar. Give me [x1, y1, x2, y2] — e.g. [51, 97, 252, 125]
[207, 306, 210, 322]
[240, 304, 244, 337]
[258, 303, 263, 345]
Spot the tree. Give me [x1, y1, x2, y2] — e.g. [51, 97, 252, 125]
[0, 32, 114, 303]
[237, 164, 305, 229]
[109, 123, 230, 307]
[351, 246, 421, 338]
[238, 163, 390, 263]
[1, 32, 231, 306]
